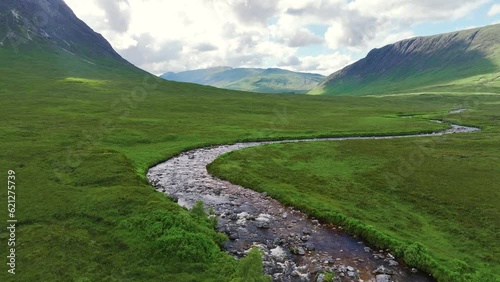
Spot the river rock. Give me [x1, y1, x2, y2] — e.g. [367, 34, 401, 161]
[373, 265, 393, 275]
[291, 270, 309, 282]
[302, 228, 312, 235]
[237, 227, 249, 238]
[273, 273, 284, 281]
[305, 242, 316, 251]
[270, 246, 286, 262]
[291, 246, 306, 256]
[229, 232, 239, 240]
[274, 236, 286, 245]
[376, 274, 392, 282]
[388, 259, 399, 266]
[257, 221, 271, 229]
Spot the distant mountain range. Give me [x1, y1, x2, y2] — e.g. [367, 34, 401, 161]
[160, 67, 325, 94]
[310, 24, 500, 95]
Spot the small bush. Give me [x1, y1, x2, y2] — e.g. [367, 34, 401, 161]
[233, 248, 272, 282]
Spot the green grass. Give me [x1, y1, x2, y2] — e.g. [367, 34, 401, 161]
[0, 40, 480, 281]
[208, 96, 500, 282]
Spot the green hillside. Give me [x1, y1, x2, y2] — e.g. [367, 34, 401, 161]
[161, 66, 325, 94]
[310, 24, 500, 96]
[0, 1, 463, 281]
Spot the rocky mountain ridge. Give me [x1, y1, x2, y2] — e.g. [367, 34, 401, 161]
[0, 0, 125, 61]
[311, 24, 500, 95]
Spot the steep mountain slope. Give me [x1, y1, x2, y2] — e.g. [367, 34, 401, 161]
[161, 66, 325, 93]
[0, 0, 128, 62]
[310, 24, 500, 96]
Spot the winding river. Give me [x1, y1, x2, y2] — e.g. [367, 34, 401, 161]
[147, 118, 479, 282]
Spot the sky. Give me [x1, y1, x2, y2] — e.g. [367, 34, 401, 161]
[64, 0, 500, 76]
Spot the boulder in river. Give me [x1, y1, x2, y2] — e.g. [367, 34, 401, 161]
[302, 228, 312, 235]
[291, 246, 306, 256]
[305, 242, 316, 251]
[229, 232, 239, 240]
[270, 246, 287, 262]
[388, 259, 399, 266]
[376, 274, 392, 282]
[373, 265, 394, 275]
[256, 221, 270, 229]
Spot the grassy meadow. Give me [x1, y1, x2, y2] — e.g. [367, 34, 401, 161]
[0, 41, 481, 281]
[208, 95, 500, 282]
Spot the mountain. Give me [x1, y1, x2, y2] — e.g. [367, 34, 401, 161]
[310, 24, 500, 95]
[161, 66, 325, 94]
[0, 0, 128, 63]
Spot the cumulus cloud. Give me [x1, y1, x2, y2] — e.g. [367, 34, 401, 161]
[325, 15, 379, 49]
[296, 53, 354, 75]
[65, 0, 490, 76]
[96, 0, 131, 33]
[488, 4, 500, 17]
[194, 43, 218, 52]
[282, 0, 345, 20]
[349, 0, 488, 20]
[278, 55, 301, 67]
[119, 34, 183, 67]
[228, 0, 279, 25]
[285, 28, 324, 47]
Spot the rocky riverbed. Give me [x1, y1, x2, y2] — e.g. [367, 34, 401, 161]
[147, 120, 479, 282]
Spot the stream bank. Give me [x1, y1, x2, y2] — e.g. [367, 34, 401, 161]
[147, 120, 479, 282]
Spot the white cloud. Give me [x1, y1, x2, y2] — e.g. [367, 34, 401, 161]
[64, 0, 490, 76]
[349, 0, 490, 23]
[324, 16, 379, 50]
[278, 55, 301, 67]
[95, 0, 131, 33]
[488, 4, 500, 16]
[282, 53, 354, 75]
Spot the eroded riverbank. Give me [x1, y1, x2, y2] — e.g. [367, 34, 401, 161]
[147, 120, 479, 282]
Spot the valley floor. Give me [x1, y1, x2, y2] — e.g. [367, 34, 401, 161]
[208, 96, 500, 282]
[150, 121, 478, 281]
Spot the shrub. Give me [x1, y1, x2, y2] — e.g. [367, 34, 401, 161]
[233, 248, 272, 282]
